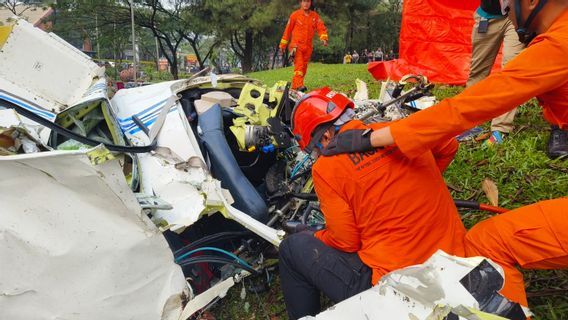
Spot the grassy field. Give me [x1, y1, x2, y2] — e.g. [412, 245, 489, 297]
[248, 63, 381, 97]
[209, 63, 568, 319]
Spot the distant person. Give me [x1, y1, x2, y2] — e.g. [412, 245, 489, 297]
[352, 50, 360, 64]
[106, 79, 117, 99]
[361, 49, 368, 64]
[375, 48, 383, 61]
[279, 0, 328, 92]
[366, 50, 373, 63]
[387, 50, 395, 60]
[343, 52, 352, 64]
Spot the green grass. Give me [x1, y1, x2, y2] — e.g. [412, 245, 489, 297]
[248, 63, 381, 98]
[209, 64, 568, 320]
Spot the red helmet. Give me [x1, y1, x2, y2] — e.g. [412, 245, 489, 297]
[291, 87, 354, 152]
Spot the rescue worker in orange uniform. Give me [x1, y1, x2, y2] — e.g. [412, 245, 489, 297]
[278, 88, 467, 319]
[279, 0, 328, 91]
[324, 0, 568, 312]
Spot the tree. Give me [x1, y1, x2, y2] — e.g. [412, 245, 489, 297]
[371, 0, 402, 53]
[53, 0, 218, 79]
[123, 0, 218, 77]
[202, 0, 289, 73]
[345, 0, 380, 50]
[52, 0, 403, 75]
[124, 0, 225, 76]
[123, 0, 185, 79]
[177, 2, 219, 70]
[0, 0, 47, 16]
[53, 0, 137, 66]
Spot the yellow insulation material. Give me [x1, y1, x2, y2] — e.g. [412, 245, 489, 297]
[0, 25, 13, 49]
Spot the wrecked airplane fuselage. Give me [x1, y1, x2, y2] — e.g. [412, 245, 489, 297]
[0, 19, 288, 319]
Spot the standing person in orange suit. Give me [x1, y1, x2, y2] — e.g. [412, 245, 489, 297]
[279, 0, 328, 92]
[321, 0, 568, 313]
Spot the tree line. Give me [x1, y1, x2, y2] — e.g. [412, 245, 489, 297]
[18, 0, 402, 79]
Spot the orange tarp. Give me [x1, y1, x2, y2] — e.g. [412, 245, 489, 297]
[369, 0, 501, 85]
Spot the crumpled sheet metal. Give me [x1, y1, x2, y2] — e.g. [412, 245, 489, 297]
[0, 108, 52, 148]
[111, 81, 208, 234]
[0, 19, 105, 115]
[303, 251, 531, 320]
[353, 79, 369, 101]
[110, 80, 285, 246]
[0, 109, 51, 155]
[147, 152, 209, 233]
[0, 149, 188, 320]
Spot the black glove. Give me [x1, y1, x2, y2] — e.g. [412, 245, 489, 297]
[321, 129, 373, 156]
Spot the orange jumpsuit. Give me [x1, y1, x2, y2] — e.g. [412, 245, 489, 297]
[465, 199, 568, 307]
[313, 120, 466, 285]
[280, 9, 328, 89]
[388, 9, 568, 308]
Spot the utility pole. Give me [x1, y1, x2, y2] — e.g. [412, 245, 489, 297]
[155, 36, 160, 72]
[95, 14, 100, 59]
[113, 22, 118, 81]
[130, 0, 137, 84]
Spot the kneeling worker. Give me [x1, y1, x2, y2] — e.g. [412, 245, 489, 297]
[279, 88, 467, 319]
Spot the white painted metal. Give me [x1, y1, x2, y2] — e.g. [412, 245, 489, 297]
[303, 251, 530, 320]
[0, 149, 188, 320]
[0, 20, 104, 114]
[179, 276, 236, 319]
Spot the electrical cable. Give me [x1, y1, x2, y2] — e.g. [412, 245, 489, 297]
[290, 192, 318, 201]
[175, 247, 253, 270]
[179, 256, 257, 274]
[177, 255, 260, 275]
[238, 151, 261, 169]
[2, 100, 157, 153]
[173, 231, 249, 256]
[247, 277, 269, 315]
[289, 168, 311, 182]
[291, 155, 311, 178]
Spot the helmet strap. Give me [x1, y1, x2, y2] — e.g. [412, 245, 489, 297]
[515, 0, 548, 44]
[306, 123, 333, 153]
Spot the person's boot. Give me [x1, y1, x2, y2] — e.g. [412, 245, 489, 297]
[483, 131, 506, 148]
[297, 86, 308, 93]
[547, 126, 568, 159]
[456, 126, 483, 142]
